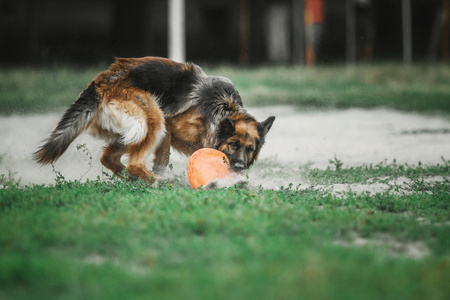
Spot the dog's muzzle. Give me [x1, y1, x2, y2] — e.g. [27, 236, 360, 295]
[230, 159, 246, 173]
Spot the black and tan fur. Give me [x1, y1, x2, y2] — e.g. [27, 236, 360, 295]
[35, 56, 275, 183]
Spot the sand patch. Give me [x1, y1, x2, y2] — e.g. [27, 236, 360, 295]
[1, 106, 449, 188]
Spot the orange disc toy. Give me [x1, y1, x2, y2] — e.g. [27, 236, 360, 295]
[187, 148, 235, 189]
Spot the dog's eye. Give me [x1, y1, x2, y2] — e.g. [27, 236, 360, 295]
[229, 141, 240, 150]
[246, 145, 255, 153]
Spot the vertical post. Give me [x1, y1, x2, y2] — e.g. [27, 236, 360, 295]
[168, 0, 185, 62]
[443, 0, 450, 61]
[292, 0, 305, 65]
[27, 2, 41, 63]
[346, 0, 356, 65]
[240, 0, 250, 65]
[402, 0, 412, 65]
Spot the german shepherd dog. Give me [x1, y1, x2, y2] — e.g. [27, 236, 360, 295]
[35, 57, 275, 183]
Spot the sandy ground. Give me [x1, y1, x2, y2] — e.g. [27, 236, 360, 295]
[1, 106, 449, 189]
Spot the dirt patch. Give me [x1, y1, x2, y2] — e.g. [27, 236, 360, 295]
[334, 231, 431, 260]
[1, 106, 449, 188]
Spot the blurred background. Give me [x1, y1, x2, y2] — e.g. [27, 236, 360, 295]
[0, 0, 449, 66]
[1, 0, 450, 185]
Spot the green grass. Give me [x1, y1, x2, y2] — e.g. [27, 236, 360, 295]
[1, 64, 450, 115]
[0, 66, 101, 115]
[1, 163, 449, 300]
[304, 157, 450, 185]
[208, 64, 450, 113]
[1, 64, 450, 298]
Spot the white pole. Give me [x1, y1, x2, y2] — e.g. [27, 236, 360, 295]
[168, 0, 185, 62]
[402, 0, 412, 65]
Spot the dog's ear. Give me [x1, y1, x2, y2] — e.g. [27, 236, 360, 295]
[258, 116, 275, 137]
[218, 117, 235, 138]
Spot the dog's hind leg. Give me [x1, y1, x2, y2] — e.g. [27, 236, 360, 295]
[94, 89, 166, 184]
[101, 143, 127, 178]
[153, 122, 172, 175]
[126, 97, 166, 184]
[127, 129, 164, 183]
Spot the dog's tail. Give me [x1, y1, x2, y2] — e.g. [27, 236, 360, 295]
[34, 81, 99, 164]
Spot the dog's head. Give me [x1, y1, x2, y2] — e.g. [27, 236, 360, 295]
[214, 112, 275, 173]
